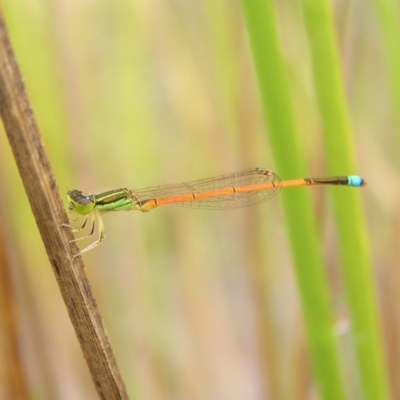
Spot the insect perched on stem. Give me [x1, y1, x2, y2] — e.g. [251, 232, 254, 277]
[64, 167, 366, 255]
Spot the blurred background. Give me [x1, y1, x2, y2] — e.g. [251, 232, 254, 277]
[0, 0, 398, 399]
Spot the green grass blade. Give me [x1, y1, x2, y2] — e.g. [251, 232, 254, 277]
[370, 0, 400, 139]
[239, 1, 346, 399]
[301, 1, 390, 399]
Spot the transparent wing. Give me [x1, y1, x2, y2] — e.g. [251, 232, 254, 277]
[130, 167, 281, 210]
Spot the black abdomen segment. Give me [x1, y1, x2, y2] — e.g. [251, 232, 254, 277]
[306, 176, 365, 187]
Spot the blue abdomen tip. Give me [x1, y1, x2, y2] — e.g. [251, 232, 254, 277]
[347, 176, 364, 187]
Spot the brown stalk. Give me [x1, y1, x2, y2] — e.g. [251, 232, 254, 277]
[0, 9, 129, 400]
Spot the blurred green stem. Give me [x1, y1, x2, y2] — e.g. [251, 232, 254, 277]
[370, 0, 400, 144]
[301, 1, 390, 399]
[240, 1, 346, 399]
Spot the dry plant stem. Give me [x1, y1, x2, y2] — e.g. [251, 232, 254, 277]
[0, 10, 129, 400]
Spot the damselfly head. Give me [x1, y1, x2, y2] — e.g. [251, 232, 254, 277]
[67, 190, 95, 215]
